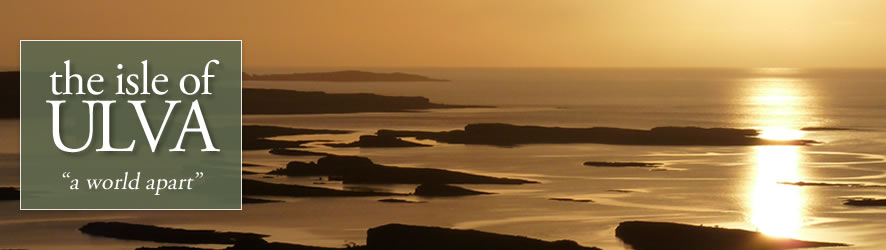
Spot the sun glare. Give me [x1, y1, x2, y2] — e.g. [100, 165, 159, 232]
[743, 75, 811, 238]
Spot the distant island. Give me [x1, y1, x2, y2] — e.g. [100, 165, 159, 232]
[244, 88, 485, 114]
[244, 70, 448, 82]
[375, 123, 817, 147]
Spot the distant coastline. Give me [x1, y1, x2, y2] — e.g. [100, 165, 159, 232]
[244, 70, 448, 82]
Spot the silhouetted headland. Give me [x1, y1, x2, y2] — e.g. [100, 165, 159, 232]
[269, 155, 536, 184]
[377, 123, 816, 147]
[844, 198, 886, 206]
[0, 187, 18, 200]
[243, 179, 403, 197]
[413, 183, 492, 197]
[244, 70, 447, 82]
[244, 88, 485, 115]
[326, 135, 431, 148]
[615, 221, 847, 250]
[243, 125, 348, 150]
[0, 71, 18, 119]
[79, 222, 267, 244]
[583, 161, 662, 168]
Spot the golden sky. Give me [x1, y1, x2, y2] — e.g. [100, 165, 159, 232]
[3, 0, 886, 68]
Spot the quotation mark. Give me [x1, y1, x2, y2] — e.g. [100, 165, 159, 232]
[62, 172, 71, 178]
[194, 172, 204, 179]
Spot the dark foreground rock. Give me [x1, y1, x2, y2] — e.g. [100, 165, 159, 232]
[377, 123, 816, 146]
[366, 224, 599, 250]
[80, 222, 267, 244]
[326, 135, 431, 148]
[844, 198, 886, 206]
[244, 70, 447, 82]
[413, 184, 492, 197]
[244, 88, 484, 115]
[615, 221, 847, 250]
[0, 72, 18, 119]
[136, 246, 214, 250]
[269, 155, 535, 185]
[583, 161, 662, 168]
[94, 222, 598, 250]
[243, 179, 402, 197]
[0, 187, 18, 200]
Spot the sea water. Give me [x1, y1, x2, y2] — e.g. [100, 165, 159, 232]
[1, 68, 885, 249]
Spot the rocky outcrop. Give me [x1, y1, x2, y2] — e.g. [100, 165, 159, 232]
[365, 224, 599, 250]
[615, 221, 847, 250]
[269, 155, 535, 185]
[326, 135, 431, 148]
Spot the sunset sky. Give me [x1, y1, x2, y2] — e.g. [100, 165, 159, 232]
[3, 0, 886, 68]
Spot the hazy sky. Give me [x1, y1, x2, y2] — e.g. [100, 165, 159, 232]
[3, 0, 886, 68]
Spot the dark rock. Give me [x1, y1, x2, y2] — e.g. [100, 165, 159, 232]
[326, 135, 431, 148]
[136, 246, 215, 250]
[0, 72, 18, 119]
[244, 70, 447, 82]
[378, 198, 425, 203]
[269, 148, 332, 156]
[227, 239, 346, 250]
[844, 198, 886, 206]
[0, 187, 18, 200]
[615, 221, 848, 250]
[79, 222, 267, 244]
[377, 123, 816, 147]
[365, 224, 599, 250]
[268, 155, 535, 185]
[242, 197, 282, 204]
[607, 189, 635, 193]
[243, 179, 402, 197]
[778, 181, 886, 188]
[244, 89, 486, 115]
[583, 161, 662, 168]
[549, 198, 593, 203]
[413, 184, 492, 197]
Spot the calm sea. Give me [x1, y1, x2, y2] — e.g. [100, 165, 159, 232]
[2, 68, 885, 249]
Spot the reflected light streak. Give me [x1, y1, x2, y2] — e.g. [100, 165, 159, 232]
[744, 75, 811, 238]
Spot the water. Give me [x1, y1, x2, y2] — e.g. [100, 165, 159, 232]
[2, 68, 886, 249]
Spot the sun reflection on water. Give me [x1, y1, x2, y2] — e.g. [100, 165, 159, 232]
[749, 145, 805, 238]
[744, 75, 813, 238]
